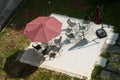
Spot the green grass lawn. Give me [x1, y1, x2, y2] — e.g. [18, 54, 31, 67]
[0, 0, 120, 80]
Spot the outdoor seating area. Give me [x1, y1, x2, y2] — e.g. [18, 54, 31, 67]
[20, 13, 118, 79]
[27, 41, 62, 60]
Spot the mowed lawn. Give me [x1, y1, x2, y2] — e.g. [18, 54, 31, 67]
[0, 0, 120, 80]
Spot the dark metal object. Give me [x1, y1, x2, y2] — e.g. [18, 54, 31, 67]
[96, 28, 107, 38]
[32, 43, 42, 50]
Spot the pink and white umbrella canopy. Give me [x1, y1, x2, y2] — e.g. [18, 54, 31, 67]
[24, 16, 62, 42]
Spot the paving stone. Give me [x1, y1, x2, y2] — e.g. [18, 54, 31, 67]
[96, 57, 108, 67]
[100, 70, 111, 76]
[106, 64, 117, 72]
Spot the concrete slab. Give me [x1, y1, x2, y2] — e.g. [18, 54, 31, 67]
[20, 14, 116, 80]
[106, 39, 116, 45]
[95, 56, 108, 67]
[107, 33, 119, 41]
[105, 33, 119, 45]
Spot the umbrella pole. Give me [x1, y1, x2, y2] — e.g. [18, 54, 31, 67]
[97, 5, 109, 28]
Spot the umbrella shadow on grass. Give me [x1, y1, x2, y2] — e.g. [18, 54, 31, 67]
[3, 50, 38, 78]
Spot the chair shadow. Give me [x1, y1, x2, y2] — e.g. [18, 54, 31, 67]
[3, 50, 38, 78]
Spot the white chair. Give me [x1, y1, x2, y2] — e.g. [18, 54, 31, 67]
[54, 36, 62, 46]
[65, 33, 75, 43]
[67, 18, 76, 28]
[82, 15, 90, 31]
[49, 45, 62, 60]
[66, 27, 72, 33]
[82, 15, 90, 24]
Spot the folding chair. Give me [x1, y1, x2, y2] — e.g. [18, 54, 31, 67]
[67, 18, 76, 28]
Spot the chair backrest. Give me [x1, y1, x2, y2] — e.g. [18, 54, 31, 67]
[65, 33, 74, 39]
[66, 28, 72, 33]
[51, 45, 62, 52]
[32, 43, 41, 50]
[67, 18, 76, 27]
[54, 36, 62, 45]
[42, 46, 51, 55]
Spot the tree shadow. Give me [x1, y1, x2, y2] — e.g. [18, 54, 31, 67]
[3, 50, 38, 78]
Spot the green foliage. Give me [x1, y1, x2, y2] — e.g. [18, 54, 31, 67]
[100, 52, 110, 58]
[91, 66, 103, 80]
[32, 69, 80, 80]
[99, 52, 120, 79]
[0, 56, 3, 65]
